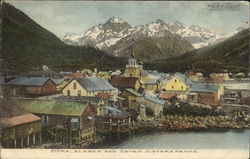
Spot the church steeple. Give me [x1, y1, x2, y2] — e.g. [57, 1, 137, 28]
[131, 45, 135, 58]
[131, 39, 135, 58]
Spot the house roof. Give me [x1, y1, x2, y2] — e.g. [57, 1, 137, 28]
[7, 77, 54, 87]
[174, 73, 194, 85]
[75, 77, 114, 91]
[52, 78, 64, 85]
[101, 106, 124, 116]
[189, 83, 220, 93]
[110, 76, 139, 88]
[0, 113, 41, 129]
[159, 93, 176, 99]
[144, 96, 166, 106]
[12, 99, 88, 116]
[126, 88, 142, 97]
[55, 96, 103, 105]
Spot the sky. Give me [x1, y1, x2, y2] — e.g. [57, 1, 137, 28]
[6, 1, 249, 38]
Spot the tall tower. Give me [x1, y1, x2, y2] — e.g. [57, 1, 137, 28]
[124, 42, 141, 78]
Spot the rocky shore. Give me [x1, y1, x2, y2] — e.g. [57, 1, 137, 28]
[139, 115, 250, 131]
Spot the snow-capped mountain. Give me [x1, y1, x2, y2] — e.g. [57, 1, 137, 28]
[63, 17, 133, 48]
[62, 17, 233, 58]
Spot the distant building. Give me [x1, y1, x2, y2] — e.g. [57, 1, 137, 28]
[62, 77, 115, 97]
[164, 73, 190, 92]
[64, 72, 86, 80]
[197, 77, 225, 97]
[110, 76, 141, 92]
[13, 99, 95, 143]
[188, 83, 220, 106]
[6, 77, 57, 97]
[143, 78, 160, 93]
[121, 88, 142, 109]
[137, 96, 167, 117]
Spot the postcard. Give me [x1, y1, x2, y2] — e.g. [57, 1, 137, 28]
[0, 1, 249, 159]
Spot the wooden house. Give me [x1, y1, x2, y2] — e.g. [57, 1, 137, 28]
[197, 77, 225, 97]
[165, 73, 190, 92]
[110, 76, 141, 92]
[143, 78, 160, 93]
[0, 100, 42, 148]
[62, 77, 115, 97]
[137, 96, 166, 117]
[55, 96, 105, 116]
[0, 113, 42, 148]
[12, 99, 96, 144]
[121, 88, 142, 109]
[6, 77, 57, 97]
[188, 83, 220, 106]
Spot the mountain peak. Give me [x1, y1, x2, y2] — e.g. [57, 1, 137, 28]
[107, 17, 126, 24]
[155, 19, 166, 24]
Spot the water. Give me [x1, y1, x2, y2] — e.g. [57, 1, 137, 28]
[92, 130, 249, 149]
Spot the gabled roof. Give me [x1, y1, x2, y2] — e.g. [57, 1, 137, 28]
[110, 76, 139, 88]
[75, 77, 114, 91]
[125, 88, 142, 97]
[12, 99, 89, 116]
[0, 113, 41, 129]
[174, 73, 194, 85]
[7, 77, 55, 87]
[144, 96, 166, 106]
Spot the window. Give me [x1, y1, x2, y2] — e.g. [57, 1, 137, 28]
[172, 86, 174, 89]
[175, 79, 177, 83]
[67, 90, 70, 96]
[130, 73, 132, 77]
[73, 82, 77, 89]
[181, 86, 183, 89]
[42, 115, 49, 123]
[78, 90, 81, 96]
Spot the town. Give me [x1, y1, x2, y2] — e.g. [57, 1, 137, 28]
[0, 47, 249, 149]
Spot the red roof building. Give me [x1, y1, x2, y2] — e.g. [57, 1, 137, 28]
[110, 76, 141, 92]
[159, 93, 177, 100]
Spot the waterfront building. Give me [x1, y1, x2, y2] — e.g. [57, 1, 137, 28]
[137, 96, 167, 117]
[0, 100, 42, 148]
[12, 99, 95, 144]
[55, 96, 105, 116]
[62, 77, 115, 97]
[6, 77, 57, 97]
